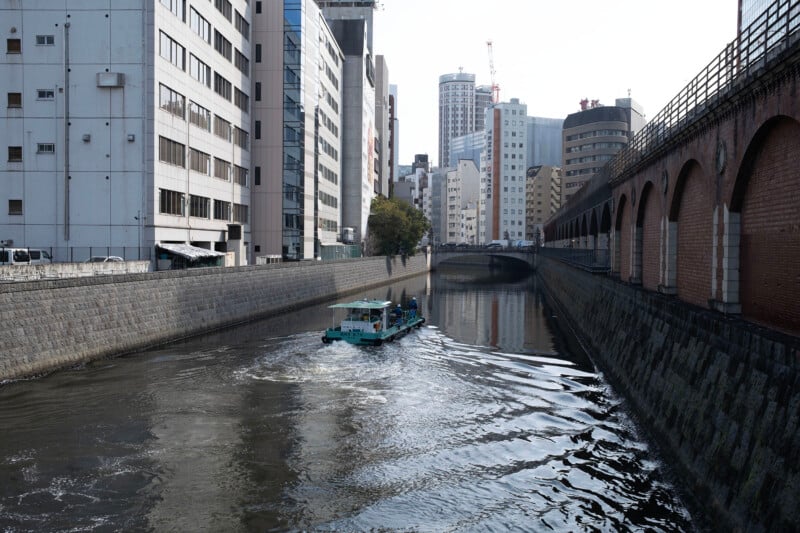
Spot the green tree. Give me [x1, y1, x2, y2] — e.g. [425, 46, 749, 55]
[367, 196, 431, 256]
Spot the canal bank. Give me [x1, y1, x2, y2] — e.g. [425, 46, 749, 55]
[537, 256, 800, 533]
[0, 254, 429, 382]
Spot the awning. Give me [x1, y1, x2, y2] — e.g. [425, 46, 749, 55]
[157, 243, 226, 260]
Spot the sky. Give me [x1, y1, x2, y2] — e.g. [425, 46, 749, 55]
[372, 0, 739, 166]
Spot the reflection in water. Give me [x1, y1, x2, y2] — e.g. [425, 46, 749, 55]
[0, 268, 695, 531]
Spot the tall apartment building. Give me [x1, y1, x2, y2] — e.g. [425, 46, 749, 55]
[1, 1, 252, 263]
[374, 54, 390, 197]
[445, 159, 480, 244]
[525, 165, 561, 244]
[560, 98, 644, 206]
[438, 72, 475, 169]
[251, 0, 343, 261]
[480, 98, 528, 244]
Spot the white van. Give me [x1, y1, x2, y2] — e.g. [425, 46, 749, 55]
[0, 248, 31, 265]
[28, 249, 53, 264]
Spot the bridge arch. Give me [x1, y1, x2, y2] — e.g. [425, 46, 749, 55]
[669, 159, 712, 308]
[613, 194, 628, 277]
[634, 181, 660, 289]
[729, 115, 800, 334]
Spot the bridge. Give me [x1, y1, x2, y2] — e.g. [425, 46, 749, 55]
[544, 0, 800, 337]
[431, 246, 537, 270]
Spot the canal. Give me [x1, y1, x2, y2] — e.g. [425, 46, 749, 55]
[0, 267, 696, 531]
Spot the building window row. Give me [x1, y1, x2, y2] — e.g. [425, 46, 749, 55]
[319, 109, 339, 138]
[234, 165, 248, 186]
[189, 148, 211, 175]
[190, 7, 212, 43]
[35, 35, 55, 46]
[234, 87, 249, 112]
[234, 49, 249, 76]
[319, 137, 338, 161]
[160, 31, 186, 71]
[214, 72, 232, 100]
[214, 30, 232, 61]
[159, 136, 186, 167]
[189, 100, 211, 131]
[233, 202, 249, 223]
[319, 162, 338, 185]
[160, 188, 185, 216]
[215, 0, 232, 21]
[234, 10, 249, 40]
[189, 54, 211, 87]
[159, 83, 185, 119]
[214, 115, 231, 140]
[214, 157, 231, 181]
[190, 194, 210, 218]
[319, 190, 338, 209]
[566, 129, 627, 141]
[320, 218, 338, 233]
[160, 0, 186, 21]
[214, 199, 230, 221]
[233, 126, 249, 150]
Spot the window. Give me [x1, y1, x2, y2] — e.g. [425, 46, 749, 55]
[214, 199, 231, 221]
[256, 1, 262, 14]
[214, 72, 231, 100]
[189, 54, 211, 87]
[8, 146, 22, 161]
[233, 203, 248, 223]
[255, 44, 261, 63]
[7, 92, 21, 107]
[37, 89, 54, 100]
[255, 82, 261, 101]
[160, 0, 185, 21]
[7, 39, 21, 53]
[214, 115, 231, 140]
[189, 7, 211, 43]
[254, 166, 261, 186]
[234, 49, 249, 75]
[8, 199, 22, 215]
[159, 31, 185, 71]
[190, 195, 210, 218]
[189, 101, 211, 131]
[233, 127, 248, 150]
[214, 157, 231, 181]
[159, 189, 185, 216]
[189, 148, 211, 175]
[254, 120, 261, 140]
[215, 0, 232, 21]
[37, 143, 55, 153]
[214, 30, 232, 61]
[235, 11, 249, 40]
[35, 35, 55, 46]
[159, 84, 185, 119]
[234, 165, 248, 186]
[234, 88, 248, 112]
[158, 136, 185, 167]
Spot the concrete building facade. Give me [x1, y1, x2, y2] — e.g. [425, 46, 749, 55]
[526, 116, 564, 167]
[525, 165, 561, 244]
[480, 98, 528, 243]
[374, 54, 390, 197]
[1, 0, 252, 263]
[251, 0, 343, 261]
[445, 159, 480, 244]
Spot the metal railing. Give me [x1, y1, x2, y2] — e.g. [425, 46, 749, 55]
[0, 246, 154, 264]
[539, 247, 610, 273]
[607, 0, 800, 185]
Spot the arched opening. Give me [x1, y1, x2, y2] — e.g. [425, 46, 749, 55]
[731, 116, 800, 334]
[668, 160, 710, 307]
[634, 182, 659, 288]
[599, 202, 611, 267]
[613, 194, 628, 278]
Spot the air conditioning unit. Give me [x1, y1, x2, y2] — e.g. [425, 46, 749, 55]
[96, 72, 125, 87]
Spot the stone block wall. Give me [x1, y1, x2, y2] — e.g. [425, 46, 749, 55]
[0, 255, 429, 381]
[538, 257, 799, 532]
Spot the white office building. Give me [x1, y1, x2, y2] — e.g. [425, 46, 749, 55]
[1, 0, 252, 264]
[445, 159, 479, 244]
[480, 98, 528, 243]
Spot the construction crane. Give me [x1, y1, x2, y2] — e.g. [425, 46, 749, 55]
[487, 40, 500, 104]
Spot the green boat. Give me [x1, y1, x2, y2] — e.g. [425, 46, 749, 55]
[321, 299, 425, 346]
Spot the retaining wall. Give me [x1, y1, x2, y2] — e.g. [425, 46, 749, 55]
[538, 257, 800, 533]
[0, 254, 429, 381]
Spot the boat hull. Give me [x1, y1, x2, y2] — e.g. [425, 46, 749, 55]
[322, 316, 425, 346]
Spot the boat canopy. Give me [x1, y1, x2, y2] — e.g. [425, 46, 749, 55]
[328, 299, 392, 309]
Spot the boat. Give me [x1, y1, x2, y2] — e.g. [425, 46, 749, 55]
[322, 298, 425, 346]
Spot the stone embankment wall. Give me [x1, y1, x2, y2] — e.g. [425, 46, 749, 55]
[1, 255, 429, 381]
[538, 257, 799, 533]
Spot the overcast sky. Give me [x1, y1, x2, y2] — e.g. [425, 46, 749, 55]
[373, 0, 739, 166]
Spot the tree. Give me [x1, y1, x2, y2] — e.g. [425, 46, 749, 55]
[367, 196, 431, 256]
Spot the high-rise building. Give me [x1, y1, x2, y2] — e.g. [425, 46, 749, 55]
[374, 55, 390, 197]
[388, 84, 399, 196]
[480, 98, 528, 243]
[438, 72, 476, 168]
[525, 165, 562, 244]
[251, 0, 343, 261]
[526, 117, 564, 167]
[317, 0, 376, 54]
[1, 1, 252, 263]
[474, 85, 493, 132]
[561, 98, 644, 206]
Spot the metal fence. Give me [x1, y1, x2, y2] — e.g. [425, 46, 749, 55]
[1, 246, 154, 264]
[539, 247, 610, 273]
[607, 0, 800, 185]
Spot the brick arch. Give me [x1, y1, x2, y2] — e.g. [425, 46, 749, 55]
[614, 194, 629, 278]
[669, 159, 712, 308]
[635, 181, 660, 289]
[731, 116, 800, 334]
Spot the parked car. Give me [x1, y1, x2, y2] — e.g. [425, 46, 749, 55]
[28, 249, 53, 264]
[85, 256, 124, 263]
[0, 248, 30, 265]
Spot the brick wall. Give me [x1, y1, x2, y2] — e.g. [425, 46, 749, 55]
[640, 184, 661, 290]
[675, 162, 712, 307]
[740, 118, 800, 333]
[0, 255, 430, 381]
[538, 257, 800, 532]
